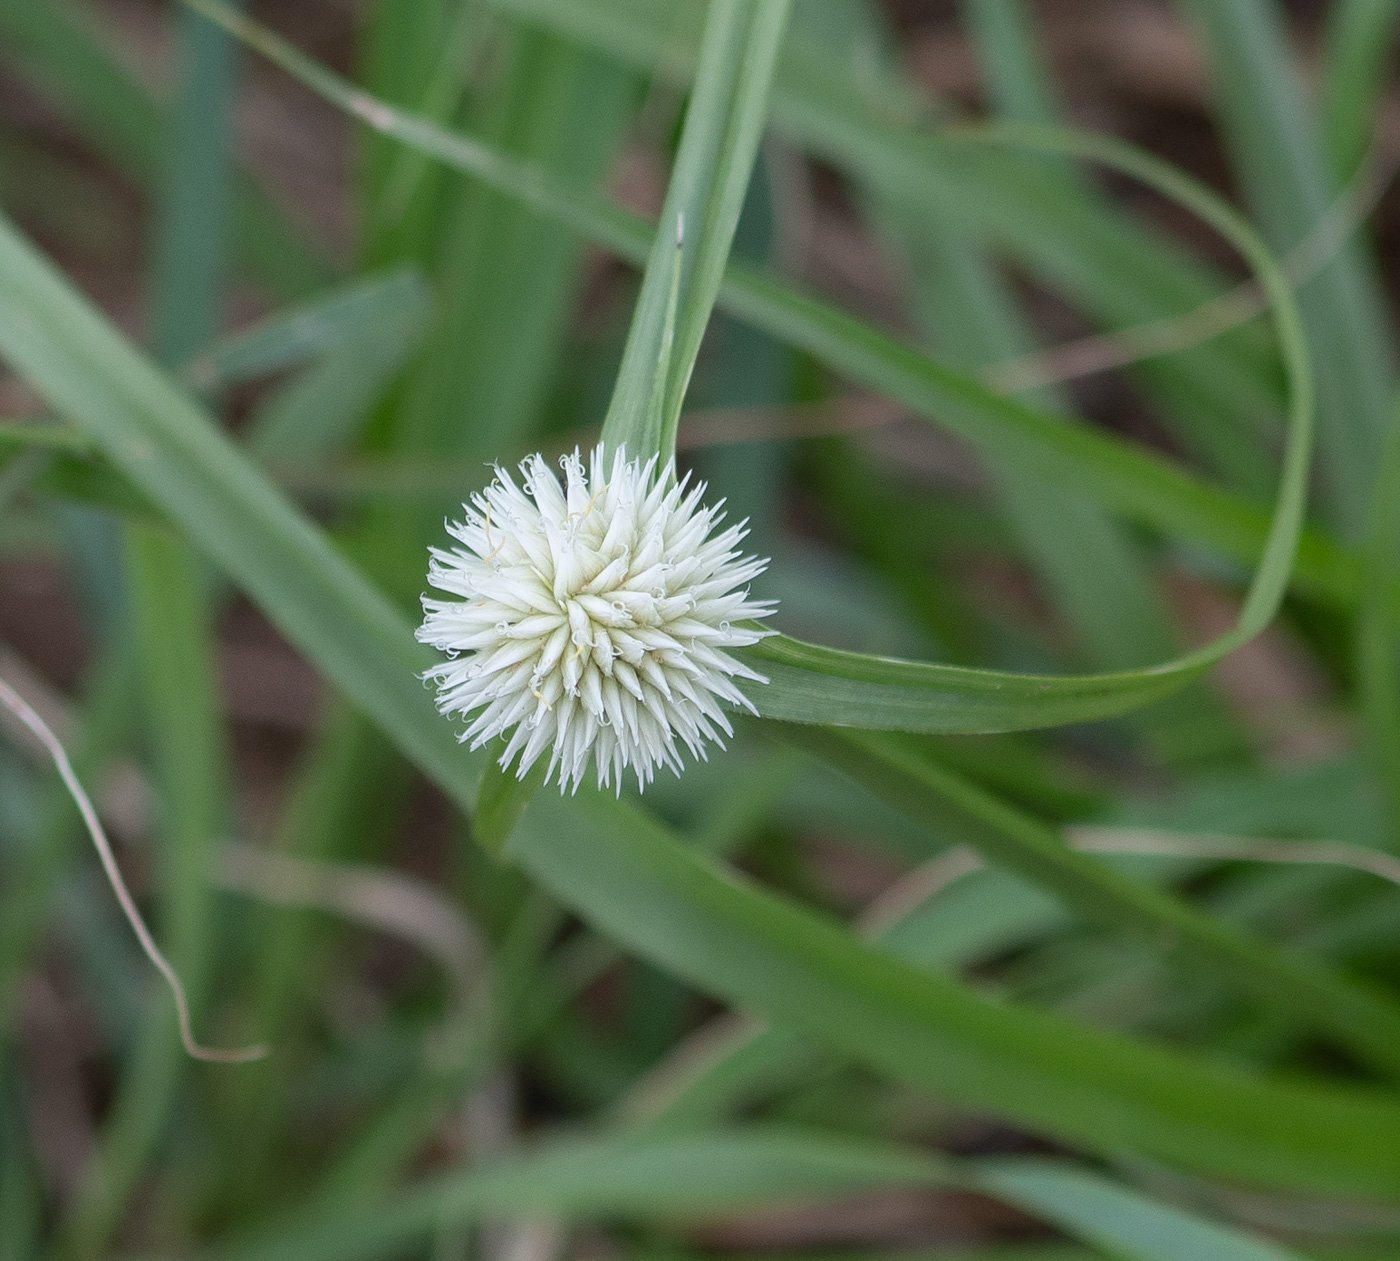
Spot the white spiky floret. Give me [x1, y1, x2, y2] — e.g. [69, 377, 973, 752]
[417, 445, 776, 794]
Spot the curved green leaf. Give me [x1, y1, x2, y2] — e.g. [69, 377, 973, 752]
[741, 121, 1313, 732]
[175, 0, 1322, 739]
[742, 631, 1204, 733]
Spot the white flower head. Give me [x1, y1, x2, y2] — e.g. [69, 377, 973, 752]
[418, 446, 776, 794]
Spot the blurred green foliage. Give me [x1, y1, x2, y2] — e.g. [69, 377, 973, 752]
[3, 2, 1400, 1260]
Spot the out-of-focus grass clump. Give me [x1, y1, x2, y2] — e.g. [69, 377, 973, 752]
[5, 1, 1400, 1260]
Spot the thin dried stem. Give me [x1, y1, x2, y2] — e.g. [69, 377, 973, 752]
[855, 847, 984, 938]
[216, 844, 485, 999]
[863, 827, 1400, 918]
[678, 395, 899, 448]
[0, 673, 266, 1064]
[1068, 825, 1400, 888]
[986, 144, 1400, 393]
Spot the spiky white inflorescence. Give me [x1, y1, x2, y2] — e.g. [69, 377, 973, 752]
[418, 446, 776, 794]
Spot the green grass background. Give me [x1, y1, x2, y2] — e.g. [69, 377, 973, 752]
[3, 1, 1400, 1258]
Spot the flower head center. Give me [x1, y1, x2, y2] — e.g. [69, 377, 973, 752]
[418, 446, 776, 794]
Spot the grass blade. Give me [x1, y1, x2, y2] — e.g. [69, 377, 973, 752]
[387, 30, 637, 466]
[149, 1, 243, 363]
[128, 1132, 1308, 1261]
[243, 311, 429, 463]
[742, 632, 1200, 731]
[508, 788, 1400, 1198]
[979, 1159, 1300, 1261]
[1358, 396, 1400, 848]
[150, 9, 1347, 739]
[184, 268, 430, 392]
[175, 0, 1335, 599]
[490, 0, 1289, 487]
[0, 211, 480, 804]
[160, 1130, 950, 1261]
[55, 530, 232, 1261]
[601, 0, 792, 461]
[1320, 0, 1400, 179]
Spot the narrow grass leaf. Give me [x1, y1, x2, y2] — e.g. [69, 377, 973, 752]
[139, 1133, 1309, 1261]
[54, 530, 230, 1261]
[742, 633, 1199, 732]
[979, 1159, 1301, 1261]
[1358, 395, 1400, 847]
[489, 0, 1290, 485]
[1321, 0, 1400, 179]
[184, 268, 430, 392]
[156, 1131, 946, 1261]
[243, 318, 428, 463]
[176, 0, 1336, 602]
[165, 6, 1344, 739]
[386, 31, 637, 464]
[508, 788, 1400, 1198]
[0, 212, 482, 805]
[600, 0, 792, 461]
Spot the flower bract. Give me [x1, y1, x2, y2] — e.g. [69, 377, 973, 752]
[418, 446, 776, 793]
